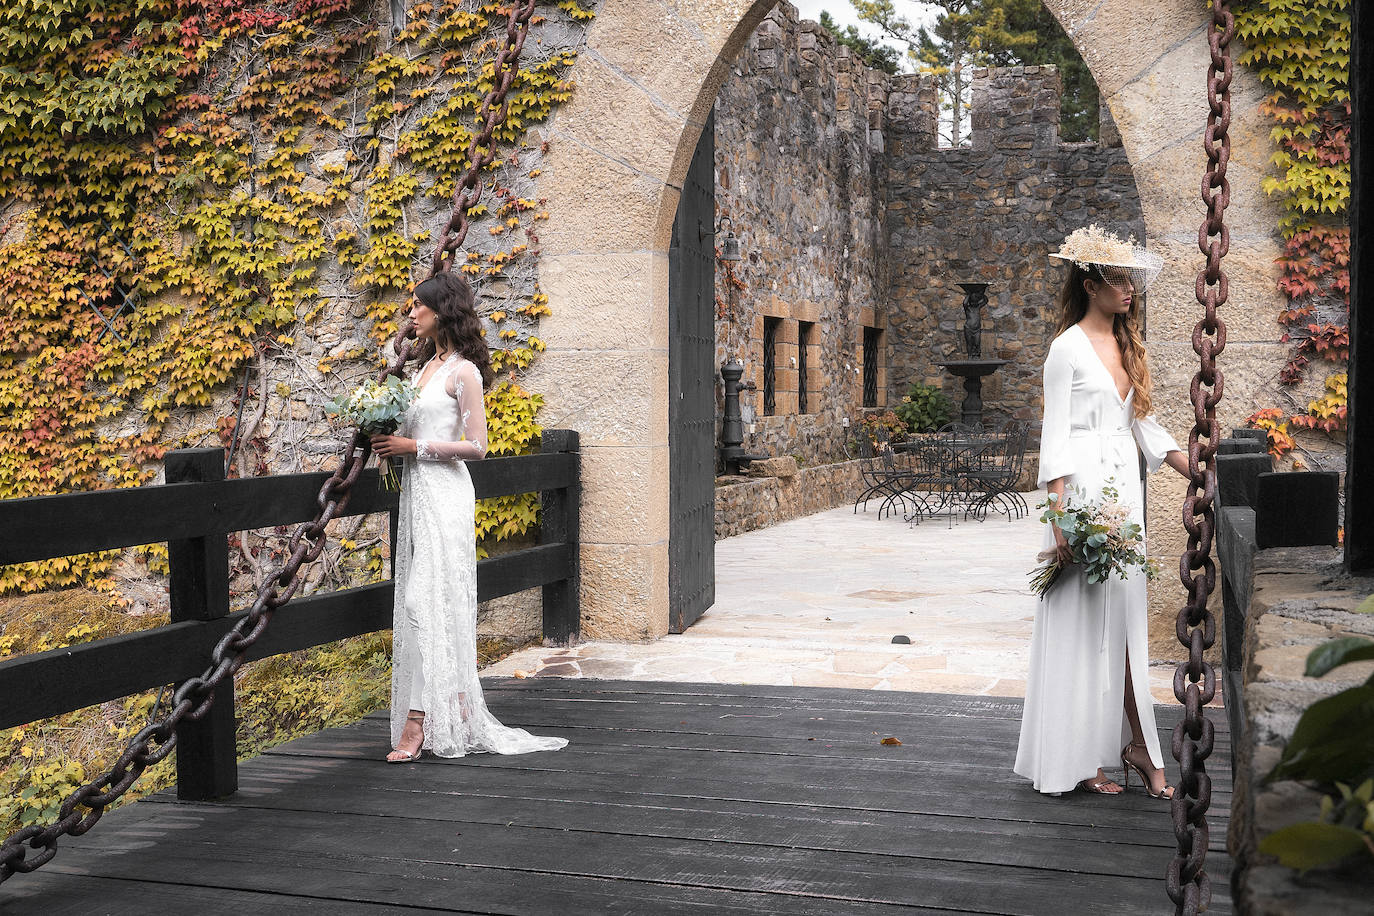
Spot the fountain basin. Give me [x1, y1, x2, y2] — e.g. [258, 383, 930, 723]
[938, 359, 1008, 378]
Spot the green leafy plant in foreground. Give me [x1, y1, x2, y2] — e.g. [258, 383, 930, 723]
[1260, 634, 1374, 871]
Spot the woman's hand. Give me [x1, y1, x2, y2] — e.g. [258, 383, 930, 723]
[1053, 529, 1074, 567]
[370, 434, 416, 458]
[1046, 479, 1074, 566]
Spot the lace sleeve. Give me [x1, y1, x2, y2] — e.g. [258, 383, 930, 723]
[414, 361, 488, 461]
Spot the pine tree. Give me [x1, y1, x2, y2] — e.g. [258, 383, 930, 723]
[819, 11, 901, 74]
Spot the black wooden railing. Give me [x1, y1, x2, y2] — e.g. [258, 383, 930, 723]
[0, 429, 579, 800]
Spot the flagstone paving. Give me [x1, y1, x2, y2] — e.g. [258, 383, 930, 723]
[485, 494, 1214, 706]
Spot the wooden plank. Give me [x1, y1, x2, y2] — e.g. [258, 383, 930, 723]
[1, 470, 393, 563]
[263, 728, 1224, 834]
[475, 543, 574, 602]
[1, 453, 575, 564]
[36, 803, 1213, 915]
[165, 449, 237, 800]
[3, 682, 1232, 915]
[168, 753, 1229, 865]
[25, 842, 930, 916]
[471, 451, 576, 499]
[0, 871, 424, 916]
[538, 430, 580, 644]
[1, 543, 574, 729]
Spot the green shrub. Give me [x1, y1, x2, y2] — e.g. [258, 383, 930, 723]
[895, 382, 954, 433]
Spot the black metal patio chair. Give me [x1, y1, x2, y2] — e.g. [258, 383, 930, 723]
[963, 419, 1031, 521]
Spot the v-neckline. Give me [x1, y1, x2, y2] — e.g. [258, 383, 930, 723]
[417, 353, 455, 394]
[1074, 324, 1133, 405]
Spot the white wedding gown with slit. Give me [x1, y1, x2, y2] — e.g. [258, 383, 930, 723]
[390, 353, 568, 757]
[1013, 324, 1180, 794]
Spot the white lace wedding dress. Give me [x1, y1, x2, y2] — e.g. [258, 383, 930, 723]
[390, 353, 568, 757]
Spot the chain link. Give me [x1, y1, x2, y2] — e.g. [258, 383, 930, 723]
[1167, 2, 1233, 913]
[1, 3, 539, 884]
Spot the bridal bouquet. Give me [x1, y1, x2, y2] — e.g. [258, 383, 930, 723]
[326, 375, 418, 491]
[1029, 481, 1161, 597]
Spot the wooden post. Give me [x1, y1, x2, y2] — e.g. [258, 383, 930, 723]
[538, 430, 580, 645]
[165, 448, 237, 800]
[1350, 0, 1373, 573]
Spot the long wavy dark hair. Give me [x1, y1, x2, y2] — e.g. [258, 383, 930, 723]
[1054, 263, 1153, 417]
[410, 272, 494, 389]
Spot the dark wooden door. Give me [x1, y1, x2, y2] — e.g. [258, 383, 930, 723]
[668, 113, 716, 633]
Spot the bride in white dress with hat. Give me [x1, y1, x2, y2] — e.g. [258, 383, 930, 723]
[1014, 227, 1191, 797]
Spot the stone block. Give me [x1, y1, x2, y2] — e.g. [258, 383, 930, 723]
[578, 540, 670, 640]
[523, 350, 667, 448]
[578, 445, 670, 546]
[537, 251, 668, 350]
[748, 455, 798, 478]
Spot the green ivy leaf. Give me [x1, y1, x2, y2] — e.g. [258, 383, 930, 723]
[1306, 637, 1374, 678]
[1258, 821, 1369, 872]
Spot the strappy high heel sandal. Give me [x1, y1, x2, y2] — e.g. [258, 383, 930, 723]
[386, 713, 425, 764]
[1121, 741, 1174, 799]
[1076, 772, 1123, 795]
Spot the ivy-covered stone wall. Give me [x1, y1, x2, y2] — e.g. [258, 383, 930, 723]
[0, 0, 599, 618]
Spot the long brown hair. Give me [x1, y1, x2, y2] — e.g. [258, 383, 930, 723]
[410, 272, 494, 389]
[1055, 264, 1153, 417]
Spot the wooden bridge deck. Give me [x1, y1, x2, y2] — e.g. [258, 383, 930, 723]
[3, 679, 1231, 915]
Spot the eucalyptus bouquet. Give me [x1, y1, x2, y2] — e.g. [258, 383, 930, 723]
[326, 375, 418, 491]
[1029, 481, 1161, 597]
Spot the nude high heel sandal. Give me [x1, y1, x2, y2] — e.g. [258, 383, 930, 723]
[386, 714, 426, 764]
[1121, 741, 1174, 799]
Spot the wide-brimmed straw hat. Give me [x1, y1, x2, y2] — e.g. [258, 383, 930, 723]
[1050, 224, 1164, 293]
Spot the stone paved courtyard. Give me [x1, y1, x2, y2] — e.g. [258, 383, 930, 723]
[487, 495, 1205, 706]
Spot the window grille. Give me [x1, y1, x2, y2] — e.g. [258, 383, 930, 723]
[862, 326, 880, 408]
[798, 321, 813, 414]
[763, 317, 780, 416]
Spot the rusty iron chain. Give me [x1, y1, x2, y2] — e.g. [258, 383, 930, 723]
[0, 2, 539, 884]
[431, 0, 539, 278]
[1167, 2, 1232, 913]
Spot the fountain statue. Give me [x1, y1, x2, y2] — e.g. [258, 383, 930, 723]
[937, 282, 1006, 428]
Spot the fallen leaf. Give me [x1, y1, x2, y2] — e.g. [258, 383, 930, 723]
[513, 670, 532, 679]
[881, 737, 902, 746]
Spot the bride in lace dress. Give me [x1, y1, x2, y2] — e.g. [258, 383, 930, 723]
[370, 272, 568, 762]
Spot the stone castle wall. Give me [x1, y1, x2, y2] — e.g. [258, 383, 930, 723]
[712, 3, 888, 466]
[885, 67, 1144, 430]
[712, 5, 1144, 464]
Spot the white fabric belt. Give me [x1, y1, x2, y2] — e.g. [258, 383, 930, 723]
[1068, 427, 1135, 469]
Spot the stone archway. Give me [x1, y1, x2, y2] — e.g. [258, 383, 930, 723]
[526, 0, 1283, 640]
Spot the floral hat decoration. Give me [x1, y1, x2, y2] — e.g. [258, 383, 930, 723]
[1050, 224, 1164, 294]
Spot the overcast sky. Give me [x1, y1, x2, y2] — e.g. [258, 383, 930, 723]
[788, 0, 940, 70]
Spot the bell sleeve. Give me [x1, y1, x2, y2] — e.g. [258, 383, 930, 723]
[414, 361, 489, 462]
[1131, 414, 1181, 474]
[1036, 337, 1077, 487]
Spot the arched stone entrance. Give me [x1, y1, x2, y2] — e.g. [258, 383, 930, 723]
[526, 0, 1282, 639]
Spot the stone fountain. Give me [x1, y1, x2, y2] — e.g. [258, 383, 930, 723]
[937, 282, 1006, 428]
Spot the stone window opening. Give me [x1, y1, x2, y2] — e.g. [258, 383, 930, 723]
[862, 326, 882, 409]
[763, 316, 780, 416]
[798, 320, 815, 414]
